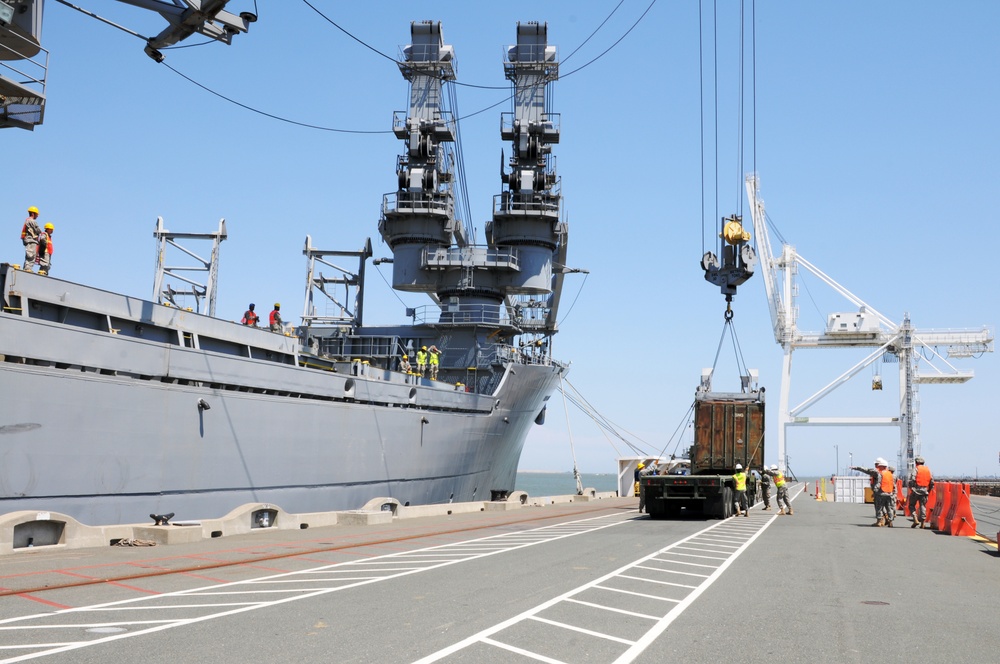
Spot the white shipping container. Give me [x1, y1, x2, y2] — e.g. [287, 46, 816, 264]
[834, 476, 868, 503]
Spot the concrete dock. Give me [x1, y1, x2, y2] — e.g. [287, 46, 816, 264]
[0, 485, 997, 663]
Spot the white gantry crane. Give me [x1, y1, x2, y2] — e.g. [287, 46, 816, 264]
[744, 174, 994, 478]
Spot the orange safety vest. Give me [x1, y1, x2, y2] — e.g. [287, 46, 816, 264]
[879, 469, 894, 493]
[242, 310, 259, 326]
[915, 465, 932, 488]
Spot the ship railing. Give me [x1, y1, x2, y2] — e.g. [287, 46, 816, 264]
[495, 343, 552, 367]
[0, 32, 48, 129]
[392, 110, 456, 142]
[382, 192, 452, 217]
[500, 112, 561, 141]
[421, 246, 520, 271]
[492, 192, 560, 218]
[406, 303, 512, 327]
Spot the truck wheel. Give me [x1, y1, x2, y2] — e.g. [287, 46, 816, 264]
[723, 487, 733, 518]
[647, 504, 666, 520]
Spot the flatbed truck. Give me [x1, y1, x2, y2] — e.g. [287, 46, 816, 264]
[643, 386, 764, 519]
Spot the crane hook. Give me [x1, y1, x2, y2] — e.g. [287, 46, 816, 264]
[724, 300, 734, 321]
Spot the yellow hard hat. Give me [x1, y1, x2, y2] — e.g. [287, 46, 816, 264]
[44, 223, 54, 231]
[421, 345, 427, 350]
[402, 354, 408, 359]
[637, 462, 645, 469]
[28, 206, 39, 214]
[274, 302, 280, 308]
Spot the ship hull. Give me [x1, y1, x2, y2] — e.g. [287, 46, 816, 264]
[0, 268, 564, 526]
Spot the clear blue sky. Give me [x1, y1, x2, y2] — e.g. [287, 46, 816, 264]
[8, 1, 998, 477]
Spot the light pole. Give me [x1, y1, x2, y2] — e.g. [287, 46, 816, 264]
[849, 452, 853, 474]
[834, 444, 839, 477]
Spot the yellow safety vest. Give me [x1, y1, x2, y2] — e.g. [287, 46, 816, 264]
[429, 351, 439, 365]
[416, 350, 428, 364]
[733, 472, 747, 491]
[774, 472, 785, 487]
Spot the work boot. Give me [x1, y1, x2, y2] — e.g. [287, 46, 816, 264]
[762, 506, 770, 511]
[786, 509, 793, 516]
[920, 521, 927, 529]
[911, 520, 919, 529]
[886, 519, 893, 528]
[778, 508, 785, 516]
[873, 517, 885, 527]
[744, 511, 749, 517]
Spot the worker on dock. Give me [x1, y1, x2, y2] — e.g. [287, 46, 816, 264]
[907, 456, 934, 529]
[638, 461, 656, 513]
[428, 345, 440, 379]
[37, 223, 54, 275]
[416, 346, 428, 377]
[763, 465, 793, 515]
[241, 303, 259, 326]
[851, 458, 894, 526]
[20, 205, 41, 272]
[759, 465, 772, 511]
[269, 303, 283, 332]
[733, 464, 749, 517]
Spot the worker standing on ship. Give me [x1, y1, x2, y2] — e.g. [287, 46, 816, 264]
[763, 465, 793, 515]
[428, 345, 440, 380]
[20, 206, 41, 272]
[416, 346, 428, 377]
[36, 223, 54, 275]
[907, 456, 934, 529]
[759, 465, 772, 510]
[241, 303, 259, 326]
[733, 464, 749, 517]
[400, 353, 412, 374]
[269, 303, 283, 333]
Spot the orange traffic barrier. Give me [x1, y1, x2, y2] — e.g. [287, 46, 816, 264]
[925, 485, 937, 518]
[895, 479, 905, 511]
[948, 484, 977, 537]
[934, 483, 953, 532]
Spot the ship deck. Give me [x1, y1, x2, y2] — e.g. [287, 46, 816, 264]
[0, 485, 997, 663]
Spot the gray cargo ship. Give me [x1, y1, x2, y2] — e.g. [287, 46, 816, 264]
[1, 17, 572, 525]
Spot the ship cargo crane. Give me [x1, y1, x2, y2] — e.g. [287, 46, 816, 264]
[745, 173, 994, 477]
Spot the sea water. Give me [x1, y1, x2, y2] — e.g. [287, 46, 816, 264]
[514, 471, 618, 497]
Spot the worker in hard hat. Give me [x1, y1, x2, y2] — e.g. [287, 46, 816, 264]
[428, 345, 440, 380]
[37, 222, 54, 275]
[633, 462, 645, 499]
[732, 464, 749, 517]
[20, 206, 42, 272]
[416, 345, 428, 377]
[851, 458, 893, 526]
[759, 464, 772, 511]
[241, 303, 259, 327]
[269, 303, 283, 332]
[400, 353, 412, 374]
[907, 456, 934, 529]
[637, 461, 658, 513]
[762, 464, 793, 515]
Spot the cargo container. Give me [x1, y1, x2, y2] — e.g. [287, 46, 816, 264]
[643, 386, 764, 519]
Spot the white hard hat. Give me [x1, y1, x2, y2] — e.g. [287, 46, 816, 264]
[875, 457, 887, 466]
[770, 464, 778, 471]
[735, 463, 743, 470]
